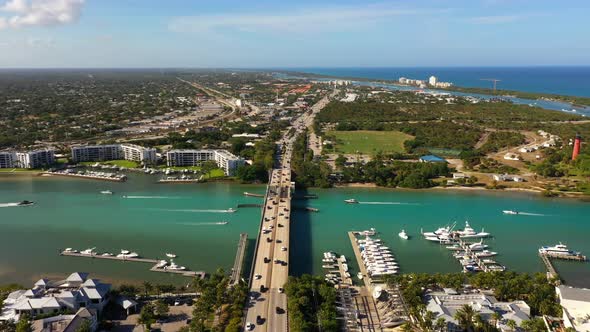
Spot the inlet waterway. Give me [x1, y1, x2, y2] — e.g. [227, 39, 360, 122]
[1, 174, 589, 287]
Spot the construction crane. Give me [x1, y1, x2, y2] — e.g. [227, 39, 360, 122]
[480, 78, 501, 94]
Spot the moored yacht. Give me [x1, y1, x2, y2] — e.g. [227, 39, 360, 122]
[166, 261, 186, 271]
[117, 250, 139, 258]
[166, 253, 177, 258]
[63, 248, 78, 253]
[456, 221, 490, 238]
[538, 243, 582, 257]
[80, 247, 96, 255]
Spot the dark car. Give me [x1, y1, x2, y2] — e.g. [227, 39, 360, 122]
[276, 306, 285, 314]
[256, 315, 264, 324]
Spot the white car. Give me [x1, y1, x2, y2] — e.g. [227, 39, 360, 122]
[254, 274, 262, 280]
[246, 322, 254, 330]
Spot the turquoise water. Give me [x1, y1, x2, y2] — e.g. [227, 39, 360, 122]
[1, 174, 589, 287]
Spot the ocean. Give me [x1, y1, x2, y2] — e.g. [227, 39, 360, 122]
[285, 67, 590, 98]
[1, 174, 589, 288]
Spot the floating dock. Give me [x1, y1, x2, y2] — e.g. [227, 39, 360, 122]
[60, 251, 205, 278]
[229, 233, 248, 286]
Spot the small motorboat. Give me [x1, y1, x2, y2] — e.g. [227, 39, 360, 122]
[227, 208, 236, 213]
[503, 210, 518, 215]
[357, 272, 363, 280]
[100, 190, 113, 195]
[166, 261, 186, 271]
[63, 248, 78, 253]
[166, 253, 177, 258]
[17, 200, 34, 206]
[398, 229, 409, 240]
[216, 221, 229, 225]
[344, 198, 359, 204]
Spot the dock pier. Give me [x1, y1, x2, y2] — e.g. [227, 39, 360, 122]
[60, 251, 205, 279]
[229, 233, 248, 286]
[539, 253, 560, 282]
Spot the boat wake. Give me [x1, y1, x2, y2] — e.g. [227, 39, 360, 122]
[153, 208, 234, 213]
[176, 222, 227, 226]
[0, 203, 19, 208]
[124, 196, 180, 199]
[358, 201, 419, 205]
[516, 212, 547, 217]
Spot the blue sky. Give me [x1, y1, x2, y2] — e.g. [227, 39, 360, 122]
[0, 0, 589, 68]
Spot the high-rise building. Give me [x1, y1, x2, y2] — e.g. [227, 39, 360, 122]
[166, 149, 245, 176]
[16, 149, 55, 168]
[0, 151, 17, 168]
[429, 76, 438, 86]
[71, 144, 157, 164]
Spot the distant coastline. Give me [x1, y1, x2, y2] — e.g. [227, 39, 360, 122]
[274, 66, 590, 107]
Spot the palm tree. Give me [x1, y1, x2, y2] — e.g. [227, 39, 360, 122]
[423, 310, 436, 331]
[434, 317, 447, 332]
[142, 281, 153, 297]
[492, 311, 502, 328]
[453, 304, 475, 331]
[505, 319, 517, 331]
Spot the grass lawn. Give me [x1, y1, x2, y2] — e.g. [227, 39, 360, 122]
[207, 169, 226, 178]
[0, 168, 42, 173]
[80, 160, 140, 168]
[327, 130, 413, 154]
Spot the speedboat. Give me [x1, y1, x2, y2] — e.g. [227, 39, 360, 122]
[227, 208, 236, 213]
[166, 253, 177, 258]
[357, 272, 363, 280]
[100, 190, 113, 195]
[398, 229, 409, 240]
[344, 198, 359, 204]
[17, 200, 34, 206]
[217, 221, 229, 225]
[503, 210, 519, 215]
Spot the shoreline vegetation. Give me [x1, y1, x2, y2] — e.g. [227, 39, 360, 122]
[275, 70, 590, 107]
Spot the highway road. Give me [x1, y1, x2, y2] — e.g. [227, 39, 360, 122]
[244, 90, 337, 331]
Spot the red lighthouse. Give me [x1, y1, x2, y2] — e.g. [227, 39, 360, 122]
[572, 134, 582, 160]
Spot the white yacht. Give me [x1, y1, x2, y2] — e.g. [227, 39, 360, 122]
[357, 272, 363, 280]
[503, 210, 519, 215]
[372, 286, 384, 300]
[475, 250, 498, 257]
[360, 228, 377, 236]
[398, 230, 409, 240]
[468, 241, 488, 251]
[63, 248, 78, 253]
[100, 190, 113, 195]
[457, 221, 490, 238]
[344, 198, 359, 204]
[117, 250, 139, 258]
[101, 252, 113, 257]
[80, 247, 96, 255]
[166, 261, 186, 271]
[539, 243, 579, 256]
[155, 260, 168, 268]
[166, 253, 177, 258]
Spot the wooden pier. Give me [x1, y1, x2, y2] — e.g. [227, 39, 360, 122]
[229, 233, 248, 286]
[43, 172, 126, 182]
[336, 256, 353, 286]
[60, 251, 205, 279]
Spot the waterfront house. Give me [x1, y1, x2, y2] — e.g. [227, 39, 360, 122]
[0, 272, 110, 322]
[32, 308, 96, 332]
[425, 291, 531, 332]
[556, 285, 590, 331]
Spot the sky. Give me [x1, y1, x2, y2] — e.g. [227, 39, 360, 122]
[0, 0, 589, 68]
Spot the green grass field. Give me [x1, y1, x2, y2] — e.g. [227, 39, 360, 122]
[80, 160, 140, 168]
[327, 130, 413, 154]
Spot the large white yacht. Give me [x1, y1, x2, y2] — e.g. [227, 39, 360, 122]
[456, 221, 490, 238]
[538, 243, 579, 256]
[80, 247, 96, 255]
[117, 250, 139, 258]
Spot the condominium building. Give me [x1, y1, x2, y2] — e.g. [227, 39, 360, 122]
[0, 151, 17, 168]
[166, 149, 245, 176]
[71, 144, 156, 164]
[16, 149, 55, 168]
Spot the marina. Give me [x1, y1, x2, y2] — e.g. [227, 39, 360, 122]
[43, 170, 127, 182]
[2, 174, 590, 287]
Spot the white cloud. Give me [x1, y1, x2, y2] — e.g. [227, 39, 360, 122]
[169, 4, 426, 34]
[0, 0, 85, 29]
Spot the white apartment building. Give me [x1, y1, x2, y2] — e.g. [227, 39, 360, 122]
[429, 75, 438, 86]
[71, 144, 156, 164]
[0, 151, 17, 168]
[16, 149, 56, 168]
[166, 149, 245, 176]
